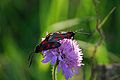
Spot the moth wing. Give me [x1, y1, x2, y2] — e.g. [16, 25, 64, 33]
[48, 33, 65, 42]
[48, 33, 59, 42]
[41, 41, 61, 50]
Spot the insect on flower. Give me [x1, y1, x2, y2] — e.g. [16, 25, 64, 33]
[48, 32, 75, 42]
[42, 39, 84, 80]
[28, 32, 75, 67]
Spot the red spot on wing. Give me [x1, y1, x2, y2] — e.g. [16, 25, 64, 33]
[52, 44, 55, 48]
[41, 40, 47, 45]
[54, 37, 59, 41]
[61, 35, 64, 39]
[66, 33, 71, 39]
[47, 44, 50, 48]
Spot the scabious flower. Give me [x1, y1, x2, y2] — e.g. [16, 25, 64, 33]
[42, 39, 83, 80]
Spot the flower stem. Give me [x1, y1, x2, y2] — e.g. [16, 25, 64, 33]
[52, 60, 58, 80]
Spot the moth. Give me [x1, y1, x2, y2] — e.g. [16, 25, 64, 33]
[28, 32, 75, 67]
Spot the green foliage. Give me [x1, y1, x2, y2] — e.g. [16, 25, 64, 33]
[0, 0, 120, 80]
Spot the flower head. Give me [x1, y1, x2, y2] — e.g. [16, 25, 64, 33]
[42, 39, 83, 80]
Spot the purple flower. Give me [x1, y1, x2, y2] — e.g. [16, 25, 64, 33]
[42, 39, 83, 80]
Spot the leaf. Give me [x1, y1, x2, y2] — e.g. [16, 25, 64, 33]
[46, 18, 81, 32]
[46, 16, 96, 32]
[98, 7, 116, 29]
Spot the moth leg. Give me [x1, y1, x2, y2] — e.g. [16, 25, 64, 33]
[28, 52, 35, 67]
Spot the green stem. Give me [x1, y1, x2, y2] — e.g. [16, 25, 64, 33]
[52, 60, 58, 80]
[98, 7, 116, 29]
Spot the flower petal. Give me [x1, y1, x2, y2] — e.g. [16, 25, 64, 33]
[51, 56, 57, 65]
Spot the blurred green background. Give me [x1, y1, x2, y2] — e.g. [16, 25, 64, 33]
[0, 0, 120, 80]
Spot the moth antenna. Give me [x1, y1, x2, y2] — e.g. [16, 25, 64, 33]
[74, 29, 90, 35]
[74, 28, 84, 33]
[76, 32, 90, 35]
[28, 52, 35, 67]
